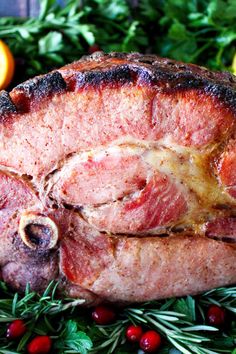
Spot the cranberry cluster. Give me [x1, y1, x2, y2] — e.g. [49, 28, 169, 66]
[6, 303, 227, 353]
[126, 326, 161, 353]
[92, 305, 162, 352]
[92, 304, 227, 353]
[6, 320, 51, 354]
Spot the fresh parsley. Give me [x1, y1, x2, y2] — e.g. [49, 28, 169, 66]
[0, 0, 236, 85]
[54, 320, 93, 354]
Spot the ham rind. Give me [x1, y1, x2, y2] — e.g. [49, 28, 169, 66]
[0, 55, 234, 181]
[0, 52, 236, 303]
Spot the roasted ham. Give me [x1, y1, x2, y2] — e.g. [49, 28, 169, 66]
[0, 52, 235, 304]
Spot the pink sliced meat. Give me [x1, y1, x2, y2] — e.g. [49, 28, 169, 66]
[49, 147, 188, 234]
[152, 90, 234, 147]
[50, 148, 147, 206]
[61, 233, 236, 303]
[60, 215, 114, 286]
[0, 171, 37, 235]
[218, 140, 236, 198]
[82, 173, 188, 233]
[205, 217, 236, 243]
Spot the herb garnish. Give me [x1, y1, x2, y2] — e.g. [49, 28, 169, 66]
[0, 282, 235, 353]
[0, 0, 236, 84]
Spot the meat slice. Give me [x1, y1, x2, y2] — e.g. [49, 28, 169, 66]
[61, 227, 236, 303]
[49, 147, 148, 206]
[0, 54, 235, 180]
[82, 173, 187, 233]
[0, 52, 235, 303]
[48, 146, 189, 233]
[218, 140, 236, 198]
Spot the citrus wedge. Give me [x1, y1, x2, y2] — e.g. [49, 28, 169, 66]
[0, 40, 15, 89]
[233, 53, 236, 76]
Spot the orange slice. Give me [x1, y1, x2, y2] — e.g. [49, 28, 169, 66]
[233, 53, 236, 76]
[0, 40, 15, 90]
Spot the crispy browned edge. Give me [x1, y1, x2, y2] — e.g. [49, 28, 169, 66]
[1, 52, 236, 119]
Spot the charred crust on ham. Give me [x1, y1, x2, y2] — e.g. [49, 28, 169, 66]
[74, 65, 133, 89]
[0, 91, 17, 119]
[203, 84, 236, 114]
[64, 52, 236, 114]
[15, 71, 66, 98]
[5, 52, 236, 117]
[11, 71, 67, 113]
[78, 52, 236, 89]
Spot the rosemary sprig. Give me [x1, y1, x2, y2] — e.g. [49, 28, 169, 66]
[0, 281, 92, 354]
[90, 290, 236, 354]
[0, 281, 235, 353]
[199, 287, 236, 314]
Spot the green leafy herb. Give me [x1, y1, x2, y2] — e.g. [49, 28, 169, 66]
[54, 320, 93, 354]
[0, 281, 91, 354]
[0, 281, 235, 353]
[0, 0, 236, 85]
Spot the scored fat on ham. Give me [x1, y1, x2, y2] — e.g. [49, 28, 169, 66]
[0, 52, 235, 304]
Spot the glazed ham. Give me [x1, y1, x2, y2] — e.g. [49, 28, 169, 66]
[0, 52, 235, 304]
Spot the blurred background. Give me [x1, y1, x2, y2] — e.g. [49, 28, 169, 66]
[0, 0, 65, 17]
[0, 0, 40, 17]
[0, 0, 236, 88]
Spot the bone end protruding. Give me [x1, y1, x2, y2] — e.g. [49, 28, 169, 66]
[19, 211, 59, 250]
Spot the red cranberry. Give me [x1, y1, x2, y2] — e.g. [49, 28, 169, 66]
[207, 305, 225, 326]
[126, 325, 143, 343]
[140, 330, 161, 353]
[6, 319, 26, 340]
[27, 335, 52, 354]
[88, 44, 101, 54]
[92, 305, 116, 325]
